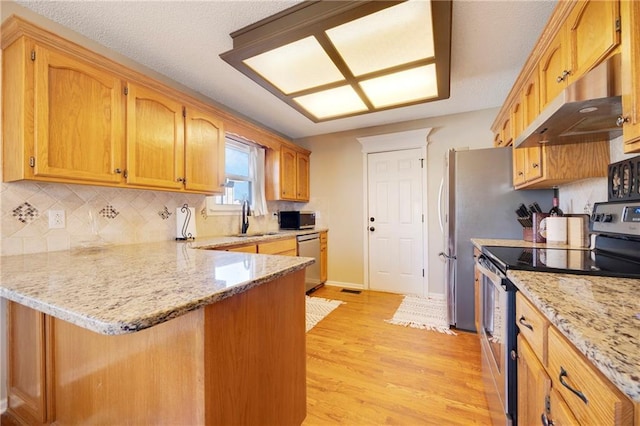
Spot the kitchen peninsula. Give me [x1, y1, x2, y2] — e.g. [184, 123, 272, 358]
[0, 241, 313, 425]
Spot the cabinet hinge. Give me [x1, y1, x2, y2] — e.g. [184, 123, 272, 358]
[616, 17, 621, 32]
[182, 107, 186, 118]
[544, 395, 551, 414]
[124, 86, 128, 96]
[29, 156, 35, 167]
[30, 50, 36, 61]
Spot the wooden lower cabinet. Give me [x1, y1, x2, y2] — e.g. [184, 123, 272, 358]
[258, 237, 297, 256]
[5, 271, 306, 425]
[320, 231, 328, 283]
[516, 293, 635, 426]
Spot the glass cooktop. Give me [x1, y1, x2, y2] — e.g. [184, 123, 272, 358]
[481, 245, 640, 279]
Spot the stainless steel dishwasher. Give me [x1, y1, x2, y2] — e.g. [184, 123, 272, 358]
[297, 233, 321, 293]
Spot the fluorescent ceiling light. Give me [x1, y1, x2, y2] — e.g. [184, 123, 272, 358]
[361, 64, 439, 108]
[325, 1, 434, 77]
[293, 86, 368, 120]
[221, 1, 451, 122]
[243, 36, 344, 95]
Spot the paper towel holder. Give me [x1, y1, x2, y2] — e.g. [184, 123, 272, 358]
[176, 203, 196, 241]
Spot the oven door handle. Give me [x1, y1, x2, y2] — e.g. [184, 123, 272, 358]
[475, 255, 505, 286]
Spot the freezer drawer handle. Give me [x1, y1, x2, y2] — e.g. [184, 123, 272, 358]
[559, 367, 588, 404]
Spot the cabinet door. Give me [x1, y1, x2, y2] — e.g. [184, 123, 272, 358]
[525, 146, 544, 182]
[320, 231, 328, 283]
[7, 302, 52, 424]
[513, 147, 526, 186]
[517, 335, 552, 426]
[621, 0, 640, 151]
[34, 45, 124, 183]
[566, 0, 620, 84]
[279, 145, 297, 200]
[126, 82, 184, 189]
[539, 29, 568, 111]
[296, 152, 310, 201]
[184, 107, 224, 193]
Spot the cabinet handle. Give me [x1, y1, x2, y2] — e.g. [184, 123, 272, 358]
[518, 315, 534, 331]
[532, 163, 539, 168]
[616, 115, 629, 127]
[541, 413, 554, 426]
[114, 168, 122, 174]
[176, 177, 185, 183]
[556, 69, 571, 83]
[518, 171, 524, 176]
[559, 367, 588, 404]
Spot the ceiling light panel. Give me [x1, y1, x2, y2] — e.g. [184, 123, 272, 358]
[293, 85, 368, 120]
[360, 64, 439, 108]
[326, 0, 434, 77]
[243, 36, 344, 94]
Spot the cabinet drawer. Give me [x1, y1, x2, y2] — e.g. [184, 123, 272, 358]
[548, 328, 634, 425]
[226, 244, 257, 253]
[516, 293, 549, 364]
[258, 238, 297, 255]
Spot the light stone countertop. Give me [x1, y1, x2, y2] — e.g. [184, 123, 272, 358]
[472, 238, 640, 403]
[0, 239, 315, 336]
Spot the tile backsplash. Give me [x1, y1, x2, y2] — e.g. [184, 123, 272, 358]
[0, 181, 295, 257]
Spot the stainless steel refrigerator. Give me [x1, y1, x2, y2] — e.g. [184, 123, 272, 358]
[440, 147, 552, 332]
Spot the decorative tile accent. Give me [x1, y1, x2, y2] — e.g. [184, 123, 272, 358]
[99, 205, 119, 219]
[12, 202, 39, 224]
[158, 206, 172, 220]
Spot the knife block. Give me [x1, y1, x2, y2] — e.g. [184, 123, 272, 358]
[523, 227, 535, 242]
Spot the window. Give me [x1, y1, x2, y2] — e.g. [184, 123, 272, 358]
[206, 136, 269, 216]
[215, 139, 253, 206]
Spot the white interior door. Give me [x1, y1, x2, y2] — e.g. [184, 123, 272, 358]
[367, 149, 424, 295]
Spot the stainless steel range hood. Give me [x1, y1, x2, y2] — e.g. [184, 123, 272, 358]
[514, 54, 622, 148]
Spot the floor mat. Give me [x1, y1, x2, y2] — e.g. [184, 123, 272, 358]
[386, 294, 456, 335]
[306, 296, 344, 332]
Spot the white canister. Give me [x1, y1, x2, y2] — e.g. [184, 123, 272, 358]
[545, 216, 568, 245]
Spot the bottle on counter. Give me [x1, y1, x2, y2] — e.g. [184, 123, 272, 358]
[549, 187, 563, 216]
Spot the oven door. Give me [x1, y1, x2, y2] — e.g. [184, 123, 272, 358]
[476, 254, 516, 426]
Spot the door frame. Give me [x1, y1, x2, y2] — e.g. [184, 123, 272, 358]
[357, 128, 433, 296]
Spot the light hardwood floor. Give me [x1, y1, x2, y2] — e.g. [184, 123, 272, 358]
[304, 286, 491, 425]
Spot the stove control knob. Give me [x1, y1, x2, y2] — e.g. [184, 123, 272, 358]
[592, 213, 603, 222]
[602, 213, 613, 223]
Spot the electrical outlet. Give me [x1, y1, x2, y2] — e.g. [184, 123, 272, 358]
[48, 210, 65, 229]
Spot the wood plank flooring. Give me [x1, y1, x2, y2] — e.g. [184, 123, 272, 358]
[304, 286, 491, 425]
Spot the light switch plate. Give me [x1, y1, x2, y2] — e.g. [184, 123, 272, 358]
[48, 210, 65, 229]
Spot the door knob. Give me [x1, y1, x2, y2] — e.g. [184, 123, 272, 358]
[369, 226, 375, 232]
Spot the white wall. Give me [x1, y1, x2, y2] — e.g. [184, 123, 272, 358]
[296, 108, 498, 292]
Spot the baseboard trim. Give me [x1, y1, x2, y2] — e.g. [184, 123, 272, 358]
[1, 398, 7, 414]
[325, 281, 364, 290]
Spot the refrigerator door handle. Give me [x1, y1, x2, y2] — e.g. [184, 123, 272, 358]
[438, 177, 445, 234]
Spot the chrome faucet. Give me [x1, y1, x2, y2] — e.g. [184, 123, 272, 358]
[241, 200, 251, 234]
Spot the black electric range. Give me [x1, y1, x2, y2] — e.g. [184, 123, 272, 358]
[481, 200, 640, 279]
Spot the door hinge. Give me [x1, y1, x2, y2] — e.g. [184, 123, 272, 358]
[419, 158, 424, 168]
[182, 107, 186, 118]
[422, 269, 425, 277]
[124, 86, 128, 96]
[30, 50, 36, 61]
[422, 214, 424, 223]
[29, 156, 35, 167]
[616, 17, 621, 32]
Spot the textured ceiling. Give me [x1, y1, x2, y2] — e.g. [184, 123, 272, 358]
[11, 0, 557, 139]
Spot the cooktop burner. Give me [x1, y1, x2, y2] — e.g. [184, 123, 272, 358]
[481, 245, 640, 279]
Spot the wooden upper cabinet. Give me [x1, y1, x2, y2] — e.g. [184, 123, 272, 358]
[296, 151, 310, 201]
[125, 82, 184, 189]
[280, 145, 297, 200]
[621, 0, 640, 152]
[539, 29, 568, 111]
[268, 145, 310, 202]
[184, 106, 225, 193]
[2, 39, 125, 184]
[566, 0, 620, 84]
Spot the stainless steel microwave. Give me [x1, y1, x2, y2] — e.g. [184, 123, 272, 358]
[279, 211, 316, 230]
